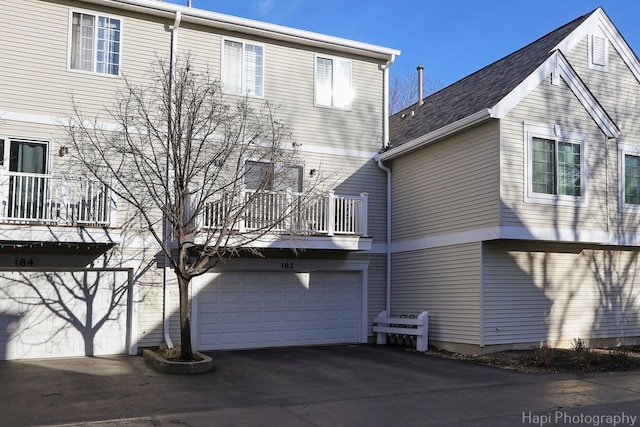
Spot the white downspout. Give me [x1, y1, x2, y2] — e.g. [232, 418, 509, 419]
[377, 55, 395, 314]
[163, 10, 181, 349]
[377, 159, 392, 314]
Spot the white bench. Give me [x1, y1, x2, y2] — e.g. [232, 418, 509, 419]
[372, 310, 429, 352]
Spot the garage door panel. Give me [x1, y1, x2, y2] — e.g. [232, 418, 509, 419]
[264, 291, 283, 303]
[0, 270, 128, 360]
[196, 271, 361, 350]
[285, 291, 303, 303]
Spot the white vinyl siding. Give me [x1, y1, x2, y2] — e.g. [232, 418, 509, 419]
[222, 39, 264, 97]
[500, 77, 608, 234]
[562, 35, 640, 230]
[391, 243, 482, 347]
[315, 56, 352, 109]
[69, 11, 121, 76]
[390, 121, 500, 241]
[483, 241, 640, 347]
[1, 0, 388, 353]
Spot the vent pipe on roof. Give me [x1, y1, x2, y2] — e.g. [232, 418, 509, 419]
[187, 0, 192, 6]
[417, 65, 424, 106]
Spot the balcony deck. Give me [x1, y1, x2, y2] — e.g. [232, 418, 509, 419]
[196, 190, 371, 251]
[0, 171, 119, 245]
[1, 172, 370, 251]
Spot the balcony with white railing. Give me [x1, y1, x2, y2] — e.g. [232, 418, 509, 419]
[199, 189, 371, 250]
[0, 171, 118, 244]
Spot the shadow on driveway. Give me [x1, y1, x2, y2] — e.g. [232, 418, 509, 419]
[1, 345, 639, 426]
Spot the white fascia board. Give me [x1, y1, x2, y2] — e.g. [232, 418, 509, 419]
[555, 53, 619, 137]
[389, 226, 640, 253]
[0, 224, 120, 244]
[491, 52, 618, 138]
[194, 233, 372, 251]
[79, 0, 400, 61]
[554, 8, 640, 84]
[376, 109, 492, 161]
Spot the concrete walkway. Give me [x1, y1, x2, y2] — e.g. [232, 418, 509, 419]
[1, 345, 639, 427]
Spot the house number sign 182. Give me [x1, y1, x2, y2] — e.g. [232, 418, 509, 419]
[280, 262, 294, 270]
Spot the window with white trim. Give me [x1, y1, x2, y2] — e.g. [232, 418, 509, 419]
[69, 11, 121, 76]
[315, 56, 352, 109]
[524, 123, 587, 206]
[222, 39, 264, 97]
[618, 142, 640, 211]
[0, 137, 49, 174]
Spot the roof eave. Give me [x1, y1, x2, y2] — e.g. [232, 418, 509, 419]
[376, 109, 493, 161]
[76, 0, 401, 60]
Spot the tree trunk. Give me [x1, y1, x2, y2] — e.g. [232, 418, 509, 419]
[177, 274, 194, 360]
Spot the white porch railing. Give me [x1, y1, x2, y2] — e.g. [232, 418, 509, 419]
[202, 189, 368, 237]
[0, 171, 116, 227]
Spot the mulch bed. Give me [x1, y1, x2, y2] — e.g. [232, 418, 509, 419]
[425, 345, 640, 373]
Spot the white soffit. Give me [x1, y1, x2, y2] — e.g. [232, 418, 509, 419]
[79, 0, 400, 60]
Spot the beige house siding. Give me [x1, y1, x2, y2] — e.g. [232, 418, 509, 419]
[1, 0, 170, 120]
[391, 242, 482, 346]
[500, 75, 612, 234]
[2, 0, 390, 352]
[562, 35, 640, 236]
[564, 37, 640, 138]
[483, 241, 640, 347]
[390, 120, 500, 242]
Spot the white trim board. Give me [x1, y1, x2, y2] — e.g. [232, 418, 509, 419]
[390, 226, 640, 253]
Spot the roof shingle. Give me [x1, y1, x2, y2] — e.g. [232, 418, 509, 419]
[389, 9, 597, 146]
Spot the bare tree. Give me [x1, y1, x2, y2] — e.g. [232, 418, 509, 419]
[390, 63, 442, 114]
[63, 54, 322, 360]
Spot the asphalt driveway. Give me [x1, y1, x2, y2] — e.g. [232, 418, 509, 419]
[1, 345, 639, 426]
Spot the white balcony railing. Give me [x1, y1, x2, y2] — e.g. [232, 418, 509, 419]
[202, 189, 368, 237]
[0, 171, 116, 227]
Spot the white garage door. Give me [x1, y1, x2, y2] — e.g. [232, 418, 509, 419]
[0, 270, 129, 360]
[195, 270, 361, 350]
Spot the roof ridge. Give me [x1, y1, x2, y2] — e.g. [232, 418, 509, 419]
[395, 8, 598, 116]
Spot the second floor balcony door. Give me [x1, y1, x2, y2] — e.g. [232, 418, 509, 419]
[4, 139, 49, 220]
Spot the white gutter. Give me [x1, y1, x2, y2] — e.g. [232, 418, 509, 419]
[78, 0, 401, 61]
[163, 10, 181, 349]
[376, 109, 493, 161]
[376, 55, 396, 315]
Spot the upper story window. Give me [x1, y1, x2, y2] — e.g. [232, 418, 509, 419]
[244, 161, 303, 192]
[315, 56, 352, 109]
[69, 11, 121, 76]
[619, 142, 640, 211]
[524, 123, 588, 206]
[222, 39, 264, 97]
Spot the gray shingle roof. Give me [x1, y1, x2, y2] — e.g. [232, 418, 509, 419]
[389, 9, 597, 146]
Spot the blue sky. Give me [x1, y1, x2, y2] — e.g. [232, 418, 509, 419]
[164, 0, 640, 88]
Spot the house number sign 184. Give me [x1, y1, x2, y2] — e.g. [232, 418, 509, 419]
[15, 258, 34, 267]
